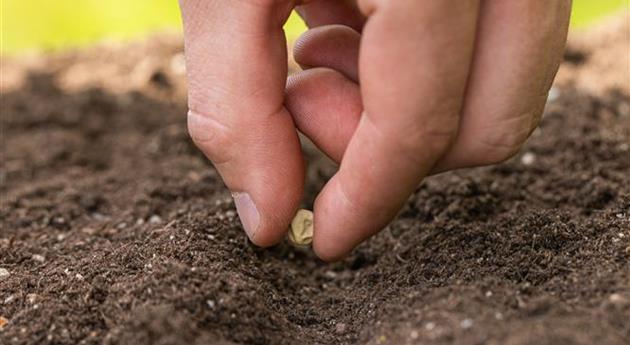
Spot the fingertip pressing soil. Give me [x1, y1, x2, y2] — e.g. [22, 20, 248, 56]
[1, 16, 630, 345]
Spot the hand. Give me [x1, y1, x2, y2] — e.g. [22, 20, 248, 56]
[179, 0, 572, 261]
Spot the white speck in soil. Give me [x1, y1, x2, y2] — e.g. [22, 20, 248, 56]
[410, 330, 419, 339]
[460, 318, 473, 329]
[26, 294, 38, 304]
[32, 254, 45, 263]
[0, 268, 10, 281]
[521, 152, 536, 166]
[335, 322, 347, 335]
[609, 293, 626, 304]
[206, 300, 215, 309]
[324, 271, 337, 279]
[92, 213, 107, 221]
[425, 322, 436, 331]
[149, 215, 162, 224]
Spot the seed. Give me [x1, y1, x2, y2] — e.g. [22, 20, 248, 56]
[288, 209, 314, 247]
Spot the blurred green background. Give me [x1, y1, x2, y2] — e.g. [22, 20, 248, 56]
[1, 0, 628, 55]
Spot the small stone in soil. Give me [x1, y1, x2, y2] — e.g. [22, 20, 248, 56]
[335, 322, 347, 335]
[460, 318, 474, 329]
[0, 268, 9, 281]
[609, 293, 627, 305]
[521, 152, 536, 166]
[32, 254, 46, 263]
[26, 294, 38, 304]
[149, 215, 162, 224]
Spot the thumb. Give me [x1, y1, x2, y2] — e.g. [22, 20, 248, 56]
[179, 0, 304, 247]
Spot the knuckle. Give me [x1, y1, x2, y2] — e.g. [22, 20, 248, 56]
[392, 119, 459, 161]
[471, 108, 541, 165]
[366, 113, 459, 169]
[187, 109, 234, 165]
[476, 128, 530, 165]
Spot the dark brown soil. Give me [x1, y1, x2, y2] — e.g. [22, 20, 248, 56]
[1, 18, 630, 345]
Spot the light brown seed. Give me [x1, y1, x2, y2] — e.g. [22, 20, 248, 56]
[288, 209, 314, 247]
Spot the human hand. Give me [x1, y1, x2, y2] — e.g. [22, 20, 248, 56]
[179, 0, 571, 261]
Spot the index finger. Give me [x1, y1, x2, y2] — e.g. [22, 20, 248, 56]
[179, 0, 305, 246]
[312, 0, 480, 260]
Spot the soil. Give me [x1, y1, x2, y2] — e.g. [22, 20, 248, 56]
[1, 15, 630, 345]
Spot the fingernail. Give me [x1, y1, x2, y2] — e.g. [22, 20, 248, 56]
[232, 192, 260, 241]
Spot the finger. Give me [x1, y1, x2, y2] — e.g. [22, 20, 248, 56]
[313, 0, 481, 261]
[433, 0, 572, 172]
[179, 0, 304, 247]
[286, 25, 361, 161]
[286, 67, 362, 162]
[296, 0, 365, 31]
[293, 24, 361, 82]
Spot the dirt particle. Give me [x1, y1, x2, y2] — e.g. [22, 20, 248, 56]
[149, 215, 163, 224]
[26, 294, 38, 304]
[0, 268, 9, 281]
[335, 322, 347, 335]
[608, 293, 627, 305]
[0, 316, 8, 330]
[460, 319, 473, 329]
[31, 254, 46, 263]
[521, 152, 536, 165]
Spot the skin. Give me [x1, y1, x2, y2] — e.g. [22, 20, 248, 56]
[179, 0, 572, 261]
